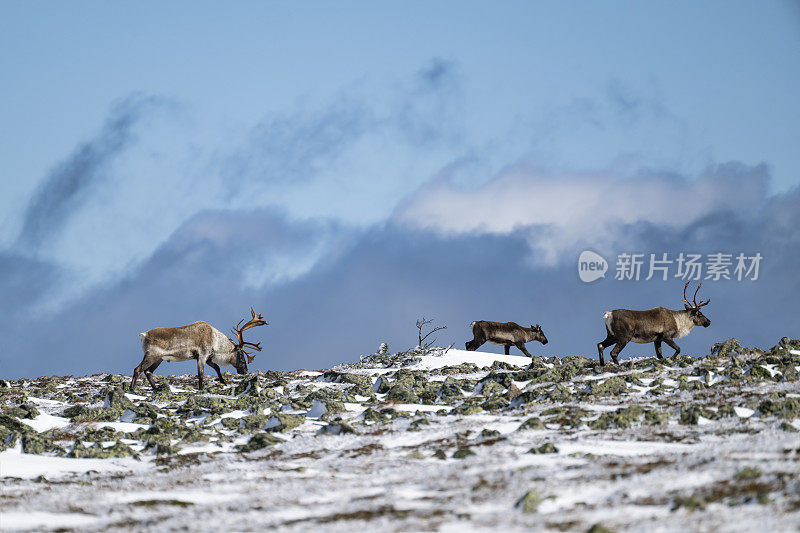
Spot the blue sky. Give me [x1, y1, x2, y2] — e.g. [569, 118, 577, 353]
[1, 2, 798, 378]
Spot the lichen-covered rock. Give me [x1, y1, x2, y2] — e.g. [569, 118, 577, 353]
[234, 376, 261, 396]
[453, 447, 475, 458]
[453, 404, 483, 416]
[710, 338, 745, 358]
[589, 377, 627, 397]
[482, 397, 509, 411]
[70, 406, 124, 422]
[545, 384, 574, 403]
[144, 383, 192, 403]
[758, 398, 800, 419]
[318, 422, 357, 435]
[528, 442, 558, 454]
[438, 377, 462, 398]
[644, 409, 669, 426]
[265, 413, 306, 432]
[413, 381, 440, 404]
[144, 435, 179, 455]
[3, 403, 40, 419]
[0, 427, 18, 451]
[542, 406, 590, 428]
[362, 407, 388, 423]
[515, 490, 541, 513]
[220, 417, 241, 430]
[177, 396, 235, 416]
[518, 417, 545, 431]
[131, 402, 162, 423]
[373, 376, 391, 393]
[236, 414, 272, 430]
[679, 405, 717, 425]
[0, 413, 33, 434]
[588, 406, 643, 430]
[105, 387, 135, 411]
[433, 363, 480, 374]
[240, 432, 282, 452]
[70, 440, 136, 458]
[22, 433, 65, 455]
[479, 379, 506, 397]
[386, 382, 419, 403]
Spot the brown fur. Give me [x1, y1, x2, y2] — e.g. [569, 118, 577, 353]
[131, 321, 244, 391]
[598, 305, 710, 366]
[465, 320, 548, 357]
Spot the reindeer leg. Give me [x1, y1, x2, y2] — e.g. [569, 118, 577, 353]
[664, 338, 681, 358]
[514, 342, 532, 357]
[207, 362, 226, 384]
[653, 339, 663, 360]
[196, 354, 205, 390]
[144, 360, 161, 389]
[131, 352, 159, 391]
[504, 344, 510, 355]
[609, 338, 628, 365]
[597, 334, 615, 366]
[466, 335, 485, 351]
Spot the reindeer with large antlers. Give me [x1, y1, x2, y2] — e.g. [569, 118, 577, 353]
[130, 308, 268, 390]
[597, 282, 711, 366]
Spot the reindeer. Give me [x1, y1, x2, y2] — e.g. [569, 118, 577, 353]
[130, 308, 267, 390]
[597, 282, 711, 365]
[465, 321, 548, 357]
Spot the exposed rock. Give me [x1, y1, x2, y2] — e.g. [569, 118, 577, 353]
[265, 413, 306, 432]
[240, 432, 283, 452]
[386, 382, 419, 403]
[515, 490, 541, 513]
[527, 442, 558, 454]
[589, 377, 627, 397]
[453, 448, 475, 459]
[518, 417, 545, 431]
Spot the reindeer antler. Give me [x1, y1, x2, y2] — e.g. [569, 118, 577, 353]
[683, 281, 710, 309]
[232, 307, 268, 362]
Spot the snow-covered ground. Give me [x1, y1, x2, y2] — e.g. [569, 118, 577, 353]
[1, 338, 799, 531]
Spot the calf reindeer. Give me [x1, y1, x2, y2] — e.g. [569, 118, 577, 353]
[466, 321, 548, 357]
[131, 308, 267, 390]
[597, 282, 711, 365]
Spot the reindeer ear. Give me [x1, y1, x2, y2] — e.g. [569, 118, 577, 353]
[684, 304, 692, 311]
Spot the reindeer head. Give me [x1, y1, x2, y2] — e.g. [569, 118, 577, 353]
[530, 324, 548, 345]
[682, 282, 711, 327]
[231, 308, 268, 373]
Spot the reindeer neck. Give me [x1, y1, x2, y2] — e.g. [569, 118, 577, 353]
[672, 309, 695, 338]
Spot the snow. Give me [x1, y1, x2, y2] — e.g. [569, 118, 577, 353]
[0, 511, 101, 530]
[407, 348, 530, 370]
[90, 421, 149, 433]
[759, 364, 781, 377]
[392, 403, 453, 413]
[553, 439, 694, 457]
[2, 344, 799, 531]
[19, 413, 72, 432]
[108, 490, 242, 504]
[0, 446, 149, 479]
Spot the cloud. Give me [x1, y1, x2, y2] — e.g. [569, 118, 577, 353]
[16, 94, 170, 250]
[395, 161, 770, 264]
[1, 180, 797, 379]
